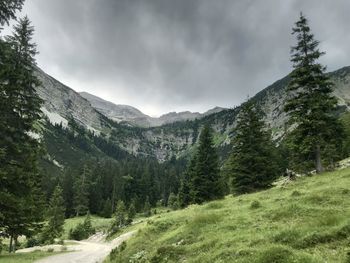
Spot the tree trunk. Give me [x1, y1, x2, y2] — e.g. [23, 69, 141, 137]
[13, 236, 17, 252]
[9, 235, 13, 253]
[315, 144, 323, 173]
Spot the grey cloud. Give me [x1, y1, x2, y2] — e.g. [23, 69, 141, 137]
[18, 0, 350, 115]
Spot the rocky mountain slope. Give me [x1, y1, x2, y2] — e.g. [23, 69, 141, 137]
[36, 66, 350, 162]
[35, 67, 105, 134]
[79, 91, 226, 127]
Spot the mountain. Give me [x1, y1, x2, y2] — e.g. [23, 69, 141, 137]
[35, 67, 104, 134]
[79, 91, 226, 127]
[78, 92, 152, 127]
[35, 66, 350, 165]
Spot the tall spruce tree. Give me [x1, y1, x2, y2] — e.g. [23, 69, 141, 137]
[0, 16, 44, 252]
[284, 13, 343, 173]
[228, 100, 279, 194]
[178, 156, 196, 207]
[190, 125, 224, 204]
[41, 185, 65, 244]
[0, 0, 24, 28]
[73, 165, 90, 216]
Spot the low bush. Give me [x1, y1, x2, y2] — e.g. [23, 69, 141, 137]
[250, 200, 261, 209]
[26, 237, 41, 248]
[68, 215, 95, 241]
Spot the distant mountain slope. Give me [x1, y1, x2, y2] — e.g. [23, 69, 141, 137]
[35, 66, 350, 162]
[35, 67, 105, 134]
[79, 92, 152, 127]
[79, 91, 226, 127]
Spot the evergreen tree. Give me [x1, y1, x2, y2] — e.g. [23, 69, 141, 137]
[73, 165, 90, 216]
[284, 13, 343, 173]
[127, 201, 136, 223]
[41, 185, 65, 244]
[0, 16, 44, 252]
[82, 212, 94, 236]
[178, 156, 196, 207]
[228, 100, 279, 194]
[109, 200, 127, 234]
[0, 0, 24, 28]
[167, 192, 179, 210]
[191, 125, 224, 204]
[101, 198, 113, 218]
[61, 169, 75, 217]
[143, 197, 151, 217]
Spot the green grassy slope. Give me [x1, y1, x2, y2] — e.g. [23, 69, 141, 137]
[107, 168, 350, 263]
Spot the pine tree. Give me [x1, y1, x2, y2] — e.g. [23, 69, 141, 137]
[0, 16, 44, 252]
[73, 165, 90, 216]
[127, 202, 136, 223]
[109, 200, 127, 234]
[284, 13, 343, 173]
[228, 100, 279, 194]
[0, 0, 24, 28]
[167, 192, 179, 210]
[41, 185, 65, 244]
[178, 156, 195, 208]
[101, 198, 113, 218]
[143, 197, 151, 217]
[190, 125, 224, 204]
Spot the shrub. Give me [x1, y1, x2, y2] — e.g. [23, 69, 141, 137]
[291, 190, 302, 197]
[26, 237, 41, 248]
[250, 200, 261, 209]
[69, 215, 95, 241]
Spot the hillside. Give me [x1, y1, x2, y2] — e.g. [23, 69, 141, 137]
[106, 166, 350, 263]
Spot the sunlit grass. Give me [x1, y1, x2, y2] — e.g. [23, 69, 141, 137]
[105, 167, 350, 263]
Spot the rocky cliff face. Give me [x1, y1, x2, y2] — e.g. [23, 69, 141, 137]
[36, 66, 350, 161]
[35, 68, 104, 134]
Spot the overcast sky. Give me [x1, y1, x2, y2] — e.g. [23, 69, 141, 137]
[7, 0, 350, 116]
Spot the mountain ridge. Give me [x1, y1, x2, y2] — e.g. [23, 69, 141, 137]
[79, 91, 226, 127]
[35, 65, 350, 163]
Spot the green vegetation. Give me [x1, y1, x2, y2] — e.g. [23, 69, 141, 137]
[106, 167, 350, 262]
[284, 13, 343, 173]
[63, 215, 112, 239]
[179, 125, 225, 207]
[227, 100, 279, 194]
[40, 185, 65, 243]
[0, 12, 44, 252]
[68, 213, 95, 241]
[0, 251, 60, 263]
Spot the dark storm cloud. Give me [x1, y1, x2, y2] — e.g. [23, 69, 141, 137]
[17, 0, 350, 115]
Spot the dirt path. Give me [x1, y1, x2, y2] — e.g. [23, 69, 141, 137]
[33, 231, 135, 263]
